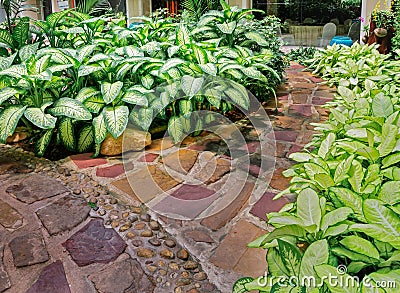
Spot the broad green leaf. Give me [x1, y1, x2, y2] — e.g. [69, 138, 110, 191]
[77, 44, 97, 62]
[321, 207, 353, 232]
[372, 93, 394, 118]
[299, 240, 329, 282]
[75, 87, 100, 103]
[192, 45, 208, 64]
[348, 160, 364, 193]
[141, 75, 154, 90]
[216, 21, 237, 34]
[378, 181, 400, 205]
[77, 125, 94, 153]
[49, 98, 92, 120]
[83, 96, 105, 114]
[330, 187, 366, 222]
[260, 225, 306, 246]
[224, 86, 250, 110]
[176, 24, 190, 45]
[198, 63, 217, 76]
[58, 117, 75, 151]
[181, 75, 204, 98]
[12, 17, 29, 48]
[34, 129, 53, 157]
[350, 224, 400, 249]
[0, 53, 16, 71]
[138, 108, 153, 130]
[331, 246, 376, 263]
[347, 262, 370, 274]
[35, 55, 51, 73]
[277, 239, 301, 276]
[0, 64, 27, 78]
[340, 236, 380, 260]
[377, 123, 397, 157]
[168, 116, 183, 142]
[78, 65, 102, 77]
[103, 106, 129, 138]
[178, 100, 192, 115]
[289, 152, 313, 162]
[101, 81, 123, 104]
[315, 264, 359, 293]
[382, 152, 400, 168]
[337, 86, 355, 103]
[363, 199, 400, 240]
[0, 87, 20, 104]
[159, 58, 186, 73]
[267, 247, 290, 276]
[297, 188, 321, 229]
[268, 214, 304, 227]
[24, 107, 56, 129]
[122, 91, 148, 107]
[232, 277, 255, 293]
[19, 43, 39, 62]
[314, 173, 334, 189]
[241, 67, 265, 81]
[244, 31, 268, 46]
[318, 133, 335, 160]
[92, 114, 107, 144]
[0, 30, 14, 48]
[334, 155, 354, 183]
[0, 105, 27, 143]
[323, 224, 348, 237]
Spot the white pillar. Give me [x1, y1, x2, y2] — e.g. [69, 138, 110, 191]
[241, 0, 247, 9]
[360, 0, 367, 42]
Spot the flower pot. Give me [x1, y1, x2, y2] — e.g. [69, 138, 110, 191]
[362, 34, 369, 44]
[374, 27, 387, 38]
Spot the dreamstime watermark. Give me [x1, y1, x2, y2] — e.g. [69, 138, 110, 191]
[122, 75, 276, 220]
[257, 264, 398, 289]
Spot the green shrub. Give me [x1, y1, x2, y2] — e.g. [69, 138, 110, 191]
[0, 2, 286, 157]
[234, 44, 400, 293]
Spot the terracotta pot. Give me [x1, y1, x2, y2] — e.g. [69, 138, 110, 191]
[374, 27, 388, 38]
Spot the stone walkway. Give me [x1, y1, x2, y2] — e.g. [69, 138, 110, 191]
[0, 63, 334, 292]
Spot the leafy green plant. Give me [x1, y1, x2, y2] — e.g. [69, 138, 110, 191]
[76, 0, 111, 16]
[234, 43, 400, 292]
[287, 46, 318, 66]
[181, 0, 219, 21]
[0, 0, 38, 33]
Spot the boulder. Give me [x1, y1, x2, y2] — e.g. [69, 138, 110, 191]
[100, 128, 151, 156]
[6, 127, 30, 143]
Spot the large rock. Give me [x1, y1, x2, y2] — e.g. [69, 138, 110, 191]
[100, 128, 151, 156]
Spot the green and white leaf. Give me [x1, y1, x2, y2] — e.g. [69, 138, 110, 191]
[101, 81, 123, 104]
[103, 106, 129, 138]
[24, 107, 57, 129]
[49, 98, 92, 120]
[77, 125, 94, 153]
[0, 105, 27, 143]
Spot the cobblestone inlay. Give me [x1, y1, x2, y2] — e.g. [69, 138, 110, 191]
[26, 261, 70, 293]
[5, 174, 68, 203]
[36, 194, 91, 235]
[9, 232, 49, 267]
[63, 218, 127, 266]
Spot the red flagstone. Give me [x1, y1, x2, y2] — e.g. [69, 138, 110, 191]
[96, 164, 125, 178]
[137, 153, 159, 162]
[70, 153, 107, 169]
[250, 192, 290, 221]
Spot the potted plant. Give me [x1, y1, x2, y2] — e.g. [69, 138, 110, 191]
[371, 9, 395, 37]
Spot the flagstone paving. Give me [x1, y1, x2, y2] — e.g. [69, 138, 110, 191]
[0, 62, 333, 292]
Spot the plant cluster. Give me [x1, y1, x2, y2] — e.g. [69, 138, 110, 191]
[286, 47, 318, 66]
[0, 1, 286, 157]
[234, 43, 400, 292]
